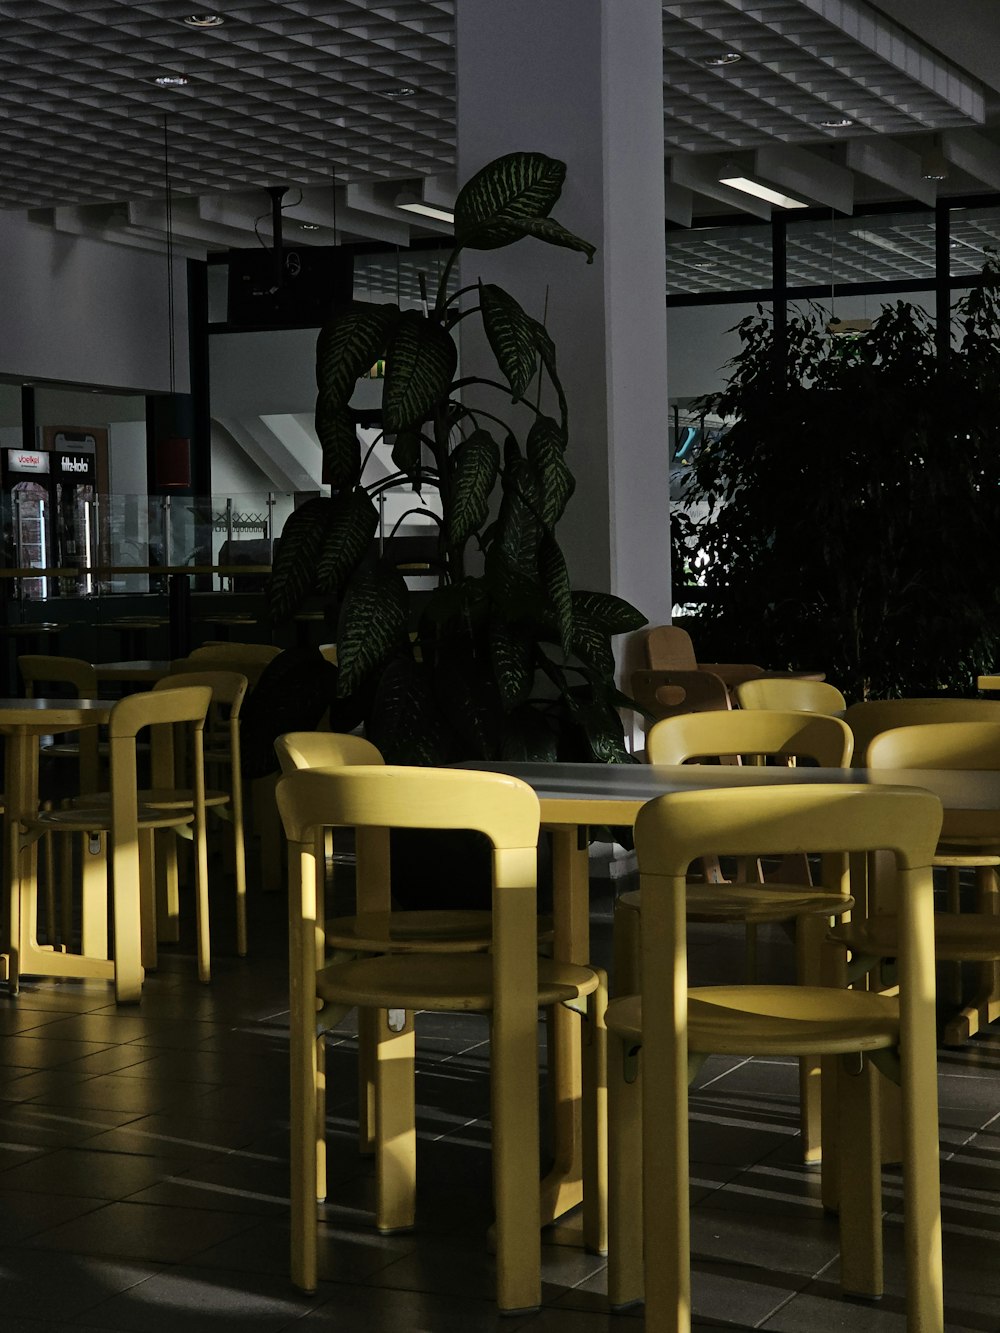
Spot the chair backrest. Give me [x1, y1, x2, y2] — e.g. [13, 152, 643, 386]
[631, 668, 731, 725]
[646, 709, 853, 768]
[277, 766, 541, 1016]
[643, 625, 699, 671]
[275, 730, 382, 775]
[866, 721, 1000, 772]
[845, 698, 1000, 764]
[159, 667, 248, 714]
[735, 678, 846, 714]
[19, 654, 97, 698]
[109, 683, 212, 742]
[189, 642, 280, 664]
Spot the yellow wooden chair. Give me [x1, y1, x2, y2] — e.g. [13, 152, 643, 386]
[154, 667, 249, 957]
[607, 783, 943, 1332]
[276, 765, 607, 1314]
[845, 697, 1000, 763]
[19, 654, 102, 793]
[17, 684, 212, 1003]
[735, 677, 846, 713]
[618, 709, 855, 1161]
[275, 731, 499, 954]
[836, 721, 1000, 1045]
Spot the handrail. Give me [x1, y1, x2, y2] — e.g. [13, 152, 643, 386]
[0, 564, 272, 579]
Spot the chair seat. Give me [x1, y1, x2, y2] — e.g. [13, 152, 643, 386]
[607, 985, 900, 1057]
[326, 910, 555, 954]
[617, 883, 852, 925]
[26, 806, 194, 834]
[316, 952, 600, 1012]
[833, 912, 1000, 963]
[65, 787, 229, 811]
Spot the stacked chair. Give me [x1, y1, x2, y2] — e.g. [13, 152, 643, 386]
[606, 782, 944, 1331]
[617, 708, 855, 1160]
[835, 717, 1000, 1045]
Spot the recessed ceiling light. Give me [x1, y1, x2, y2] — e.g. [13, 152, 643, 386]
[154, 74, 189, 87]
[182, 13, 225, 27]
[382, 84, 417, 98]
[819, 117, 852, 128]
[702, 52, 742, 67]
[719, 173, 808, 209]
[300, 222, 320, 231]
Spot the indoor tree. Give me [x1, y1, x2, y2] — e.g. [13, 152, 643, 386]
[262, 151, 646, 765]
[672, 256, 1000, 700]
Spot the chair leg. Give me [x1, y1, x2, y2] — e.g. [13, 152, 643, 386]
[797, 913, 827, 1163]
[943, 865, 1000, 1044]
[490, 998, 542, 1314]
[608, 1028, 643, 1308]
[155, 828, 180, 944]
[374, 1008, 416, 1232]
[290, 1016, 320, 1293]
[357, 1007, 377, 1156]
[581, 976, 608, 1257]
[232, 782, 248, 957]
[612, 897, 641, 997]
[193, 810, 211, 985]
[138, 828, 158, 971]
[80, 832, 109, 960]
[836, 1054, 883, 1299]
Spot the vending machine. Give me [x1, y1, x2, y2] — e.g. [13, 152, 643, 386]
[1, 432, 99, 598]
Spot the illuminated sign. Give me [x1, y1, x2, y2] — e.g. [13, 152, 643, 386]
[6, 449, 49, 474]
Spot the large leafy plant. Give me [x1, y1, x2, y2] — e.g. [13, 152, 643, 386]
[673, 258, 1000, 699]
[267, 151, 646, 763]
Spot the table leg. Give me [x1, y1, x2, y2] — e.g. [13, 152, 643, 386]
[540, 824, 590, 1227]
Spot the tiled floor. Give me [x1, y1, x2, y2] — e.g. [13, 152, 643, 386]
[1, 865, 1000, 1332]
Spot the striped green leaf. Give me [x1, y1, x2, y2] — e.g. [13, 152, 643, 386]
[540, 531, 573, 655]
[383, 311, 457, 433]
[569, 611, 616, 679]
[571, 590, 648, 635]
[316, 399, 360, 488]
[316, 302, 399, 402]
[390, 427, 424, 479]
[490, 620, 534, 709]
[448, 429, 500, 545]
[368, 658, 446, 765]
[479, 284, 540, 400]
[266, 498, 333, 622]
[526, 415, 575, 525]
[336, 562, 410, 695]
[514, 215, 595, 263]
[455, 152, 565, 248]
[316, 488, 378, 596]
[494, 456, 543, 576]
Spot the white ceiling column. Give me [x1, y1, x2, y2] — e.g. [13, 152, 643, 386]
[455, 0, 671, 631]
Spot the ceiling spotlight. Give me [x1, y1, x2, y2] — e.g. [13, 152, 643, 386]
[153, 74, 189, 87]
[382, 84, 417, 98]
[300, 222, 320, 231]
[819, 117, 852, 128]
[921, 147, 949, 181]
[702, 51, 742, 67]
[182, 13, 225, 27]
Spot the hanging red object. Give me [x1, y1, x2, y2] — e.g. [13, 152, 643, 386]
[155, 435, 191, 488]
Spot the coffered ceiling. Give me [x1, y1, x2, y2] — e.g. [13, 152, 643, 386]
[2, 0, 1000, 270]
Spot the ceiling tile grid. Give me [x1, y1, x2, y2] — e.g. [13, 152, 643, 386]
[0, 0, 456, 209]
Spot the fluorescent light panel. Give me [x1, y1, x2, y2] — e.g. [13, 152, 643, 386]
[397, 200, 454, 223]
[718, 175, 809, 209]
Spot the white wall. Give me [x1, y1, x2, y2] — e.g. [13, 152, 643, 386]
[0, 213, 186, 393]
